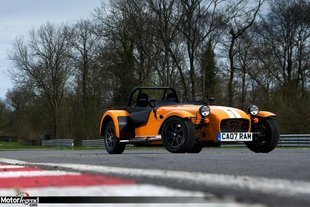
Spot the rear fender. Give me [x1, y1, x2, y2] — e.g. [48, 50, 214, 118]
[99, 110, 130, 138]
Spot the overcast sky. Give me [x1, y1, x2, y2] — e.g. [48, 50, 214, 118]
[0, 0, 103, 99]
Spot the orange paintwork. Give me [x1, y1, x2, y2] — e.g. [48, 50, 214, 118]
[99, 110, 130, 138]
[257, 111, 276, 117]
[99, 104, 271, 143]
[203, 106, 251, 142]
[253, 117, 260, 124]
[135, 105, 198, 137]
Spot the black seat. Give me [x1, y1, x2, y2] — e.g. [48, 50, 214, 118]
[166, 92, 178, 101]
[135, 93, 150, 107]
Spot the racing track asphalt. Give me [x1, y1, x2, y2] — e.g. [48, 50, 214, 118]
[0, 147, 309, 207]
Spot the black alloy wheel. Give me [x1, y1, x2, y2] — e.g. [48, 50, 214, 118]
[161, 117, 196, 153]
[104, 121, 126, 154]
[245, 118, 279, 153]
[187, 144, 203, 153]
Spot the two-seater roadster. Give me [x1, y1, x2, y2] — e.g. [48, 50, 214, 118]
[99, 87, 279, 154]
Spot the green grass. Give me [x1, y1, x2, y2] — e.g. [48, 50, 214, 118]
[0, 142, 72, 150]
[0, 142, 163, 151]
[0, 141, 101, 151]
[0, 142, 50, 150]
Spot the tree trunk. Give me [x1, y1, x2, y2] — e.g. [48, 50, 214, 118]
[228, 35, 236, 106]
[53, 106, 58, 139]
[241, 67, 246, 108]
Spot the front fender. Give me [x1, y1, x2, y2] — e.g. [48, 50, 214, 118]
[158, 110, 196, 135]
[99, 110, 130, 138]
[162, 110, 195, 123]
[257, 111, 276, 118]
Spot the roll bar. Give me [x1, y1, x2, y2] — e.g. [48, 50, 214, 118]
[127, 87, 179, 107]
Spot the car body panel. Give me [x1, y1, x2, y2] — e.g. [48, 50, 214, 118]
[100, 105, 253, 143]
[99, 110, 130, 138]
[100, 87, 279, 154]
[257, 111, 276, 118]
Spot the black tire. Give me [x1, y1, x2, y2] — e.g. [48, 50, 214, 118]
[187, 144, 203, 153]
[246, 118, 279, 153]
[161, 117, 196, 153]
[104, 121, 126, 154]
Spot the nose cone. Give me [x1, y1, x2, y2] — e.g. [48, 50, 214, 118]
[210, 106, 249, 119]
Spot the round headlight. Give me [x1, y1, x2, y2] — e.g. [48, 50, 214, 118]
[248, 104, 259, 116]
[199, 105, 210, 117]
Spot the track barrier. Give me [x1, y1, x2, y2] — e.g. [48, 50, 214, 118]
[41, 139, 74, 148]
[81, 134, 310, 148]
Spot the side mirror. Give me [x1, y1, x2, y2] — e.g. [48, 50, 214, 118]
[208, 97, 215, 104]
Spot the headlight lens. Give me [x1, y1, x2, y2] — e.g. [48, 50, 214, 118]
[248, 104, 259, 116]
[199, 105, 210, 117]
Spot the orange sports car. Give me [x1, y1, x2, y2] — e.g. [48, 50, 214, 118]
[99, 87, 279, 154]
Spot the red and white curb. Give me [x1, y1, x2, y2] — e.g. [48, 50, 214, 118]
[0, 159, 266, 207]
[0, 162, 202, 197]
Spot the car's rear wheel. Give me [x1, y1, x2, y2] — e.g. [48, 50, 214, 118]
[161, 117, 196, 153]
[104, 121, 126, 154]
[187, 144, 203, 153]
[246, 118, 279, 153]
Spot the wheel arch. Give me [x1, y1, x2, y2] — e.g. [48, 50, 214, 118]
[99, 110, 129, 138]
[99, 115, 113, 136]
[158, 111, 194, 135]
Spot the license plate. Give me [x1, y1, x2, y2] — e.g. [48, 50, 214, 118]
[218, 132, 253, 142]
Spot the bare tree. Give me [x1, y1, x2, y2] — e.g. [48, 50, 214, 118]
[178, 0, 225, 99]
[9, 23, 73, 139]
[225, 0, 264, 106]
[93, 0, 139, 105]
[71, 19, 100, 139]
[146, 0, 189, 96]
[257, 0, 310, 102]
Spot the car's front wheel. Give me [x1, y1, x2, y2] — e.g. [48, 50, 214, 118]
[246, 118, 279, 153]
[161, 117, 196, 153]
[104, 121, 126, 154]
[187, 144, 203, 153]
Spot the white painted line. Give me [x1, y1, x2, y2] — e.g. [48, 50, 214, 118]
[36, 163, 310, 197]
[0, 165, 26, 169]
[0, 159, 267, 207]
[0, 185, 204, 196]
[0, 170, 80, 178]
[0, 204, 266, 207]
[0, 185, 265, 207]
[0, 158, 28, 165]
[1, 158, 309, 198]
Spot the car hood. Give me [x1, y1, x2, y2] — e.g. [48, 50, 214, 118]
[157, 104, 249, 119]
[209, 106, 249, 119]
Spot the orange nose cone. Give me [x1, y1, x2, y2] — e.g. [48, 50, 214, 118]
[253, 117, 259, 124]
